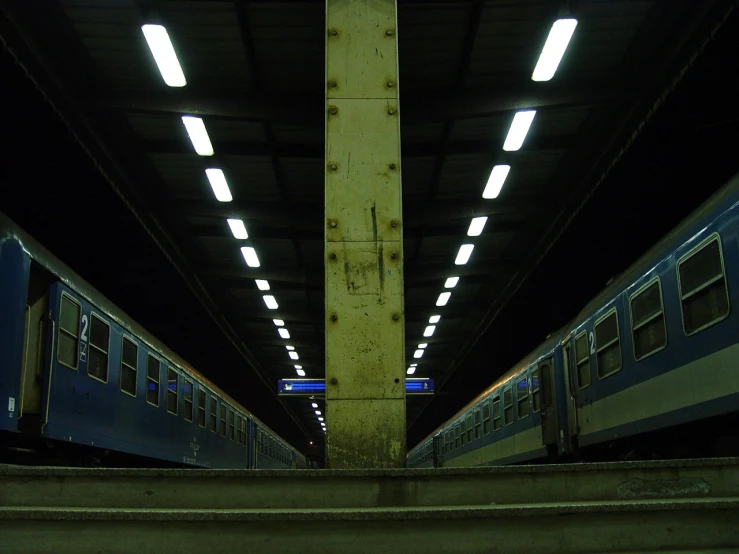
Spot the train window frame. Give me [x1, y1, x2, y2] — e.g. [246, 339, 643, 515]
[503, 387, 513, 426]
[531, 365, 541, 412]
[474, 407, 482, 439]
[183, 378, 194, 422]
[57, 292, 81, 370]
[166, 367, 178, 416]
[209, 395, 217, 432]
[220, 404, 227, 438]
[677, 233, 730, 336]
[145, 354, 160, 407]
[594, 307, 623, 379]
[482, 400, 491, 435]
[574, 330, 591, 389]
[87, 312, 110, 383]
[517, 375, 530, 419]
[492, 395, 501, 431]
[454, 424, 460, 448]
[466, 414, 473, 442]
[460, 419, 466, 446]
[197, 387, 206, 428]
[120, 335, 138, 397]
[629, 276, 668, 361]
[229, 409, 235, 441]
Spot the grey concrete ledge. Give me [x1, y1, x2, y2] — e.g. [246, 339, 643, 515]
[1, 457, 738, 479]
[2, 498, 737, 522]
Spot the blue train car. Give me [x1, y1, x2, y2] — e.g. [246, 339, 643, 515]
[410, 171, 739, 468]
[0, 212, 303, 469]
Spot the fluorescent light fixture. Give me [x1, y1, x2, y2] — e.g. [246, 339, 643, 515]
[436, 292, 451, 306]
[318, 417, 324, 422]
[278, 328, 290, 339]
[321, 424, 326, 428]
[455, 244, 474, 265]
[444, 277, 459, 288]
[273, 319, 285, 327]
[315, 410, 321, 416]
[181, 116, 213, 156]
[263, 295, 278, 309]
[429, 315, 441, 324]
[467, 216, 488, 237]
[407, 367, 416, 375]
[241, 247, 260, 268]
[296, 369, 306, 377]
[410, 363, 418, 367]
[286, 346, 295, 351]
[424, 325, 436, 337]
[532, 19, 578, 82]
[141, 24, 186, 87]
[418, 343, 428, 349]
[255, 279, 270, 291]
[289, 351, 299, 360]
[311, 402, 318, 408]
[482, 165, 510, 199]
[413, 349, 424, 359]
[205, 168, 233, 202]
[227, 218, 248, 239]
[503, 110, 536, 151]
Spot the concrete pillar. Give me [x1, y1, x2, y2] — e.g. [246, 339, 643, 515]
[324, 0, 405, 468]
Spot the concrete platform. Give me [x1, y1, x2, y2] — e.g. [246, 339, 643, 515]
[1, 457, 738, 510]
[2, 459, 739, 553]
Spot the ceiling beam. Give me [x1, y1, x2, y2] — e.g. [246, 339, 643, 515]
[101, 79, 618, 125]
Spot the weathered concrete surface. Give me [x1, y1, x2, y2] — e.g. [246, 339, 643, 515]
[2, 457, 738, 510]
[2, 499, 739, 554]
[324, 0, 406, 468]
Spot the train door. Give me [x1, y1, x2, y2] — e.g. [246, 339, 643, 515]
[539, 357, 558, 450]
[561, 339, 578, 451]
[19, 263, 53, 432]
[432, 434, 443, 467]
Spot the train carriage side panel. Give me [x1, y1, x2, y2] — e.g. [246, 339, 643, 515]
[0, 235, 30, 433]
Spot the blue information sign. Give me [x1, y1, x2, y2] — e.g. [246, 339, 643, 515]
[278, 378, 434, 396]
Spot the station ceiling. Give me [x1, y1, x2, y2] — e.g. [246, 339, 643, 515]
[0, 0, 734, 447]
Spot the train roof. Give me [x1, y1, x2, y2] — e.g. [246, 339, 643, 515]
[571, 170, 739, 327]
[0, 211, 296, 450]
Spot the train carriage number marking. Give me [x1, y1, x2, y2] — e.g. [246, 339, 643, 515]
[589, 332, 595, 355]
[79, 315, 89, 362]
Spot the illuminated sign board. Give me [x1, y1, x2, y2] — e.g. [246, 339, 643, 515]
[278, 378, 434, 396]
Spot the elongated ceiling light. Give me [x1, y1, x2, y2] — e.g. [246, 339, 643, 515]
[255, 279, 270, 291]
[227, 218, 248, 239]
[503, 110, 536, 151]
[205, 169, 233, 202]
[455, 244, 474, 265]
[436, 292, 451, 307]
[482, 165, 510, 199]
[241, 247, 260, 267]
[141, 24, 186, 87]
[467, 217, 487, 237]
[263, 295, 278, 309]
[444, 277, 459, 288]
[181, 116, 213, 156]
[532, 19, 578, 82]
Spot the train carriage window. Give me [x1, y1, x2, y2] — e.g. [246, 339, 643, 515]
[209, 397, 217, 432]
[229, 410, 235, 441]
[58, 294, 80, 369]
[678, 236, 730, 335]
[466, 414, 473, 442]
[220, 404, 227, 437]
[197, 389, 206, 427]
[631, 279, 667, 359]
[595, 310, 622, 378]
[492, 396, 501, 430]
[483, 402, 491, 435]
[120, 337, 137, 396]
[88, 314, 109, 382]
[166, 368, 178, 415]
[183, 379, 193, 422]
[541, 362, 554, 408]
[575, 331, 591, 388]
[503, 387, 513, 425]
[460, 420, 466, 446]
[531, 368, 541, 412]
[517, 377, 529, 419]
[455, 424, 460, 448]
[474, 409, 481, 439]
[146, 355, 160, 406]
[241, 418, 247, 444]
